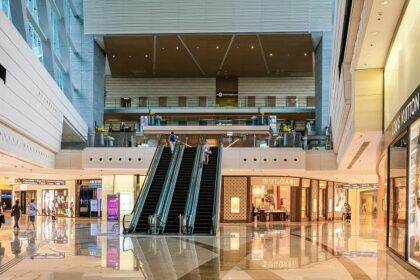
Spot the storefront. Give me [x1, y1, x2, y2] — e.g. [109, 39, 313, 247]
[222, 176, 345, 223]
[76, 179, 102, 218]
[13, 179, 76, 216]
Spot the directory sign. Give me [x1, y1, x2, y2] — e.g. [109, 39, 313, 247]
[107, 195, 119, 221]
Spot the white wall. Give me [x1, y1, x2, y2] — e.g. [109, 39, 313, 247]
[0, 12, 87, 166]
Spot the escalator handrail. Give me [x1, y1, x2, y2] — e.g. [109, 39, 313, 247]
[123, 145, 164, 233]
[211, 144, 223, 235]
[155, 145, 185, 230]
[184, 144, 204, 232]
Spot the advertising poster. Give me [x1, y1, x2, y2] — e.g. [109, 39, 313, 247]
[42, 190, 54, 215]
[90, 199, 98, 212]
[334, 188, 346, 212]
[107, 195, 119, 221]
[120, 192, 131, 212]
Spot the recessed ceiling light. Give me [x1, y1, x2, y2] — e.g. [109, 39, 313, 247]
[381, 1, 388, 5]
[145, 54, 149, 58]
[236, 45, 240, 49]
[269, 53, 273, 57]
[371, 31, 379, 35]
[161, 47, 165, 51]
[251, 45, 255, 49]
[196, 46, 199, 49]
[128, 55, 132, 58]
[216, 46, 220, 49]
[304, 52, 307, 56]
[175, 46, 179, 50]
[112, 55, 116, 58]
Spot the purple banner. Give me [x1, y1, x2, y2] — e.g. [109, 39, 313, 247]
[107, 195, 119, 221]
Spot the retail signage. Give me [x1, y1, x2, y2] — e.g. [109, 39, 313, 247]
[107, 195, 119, 221]
[342, 183, 378, 189]
[389, 84, 420, 138]
[261, 177, 300, 186]
[15, 178, 65, 185]
[89, 180, 102, 185]
[90, 199, 98, 212]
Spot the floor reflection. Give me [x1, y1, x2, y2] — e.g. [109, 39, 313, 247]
[0, 216, 418, 279]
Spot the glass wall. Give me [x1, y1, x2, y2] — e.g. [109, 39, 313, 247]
[26, 0, 39, 21]
[388, 134, 408, 257]
[50, 8, 60, 57]
[409, 119, 420, 268]
[0, 0, 11, 19]
[28, 22, 43, 63]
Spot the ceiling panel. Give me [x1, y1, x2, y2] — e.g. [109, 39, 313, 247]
[222, 35, 268, 76]
[104, 36, 153, 77]
[104, 34, 314, 77]
[181, 34, 232, 75]
[260, 34, 313, 76]
[155, 36, 200, 76]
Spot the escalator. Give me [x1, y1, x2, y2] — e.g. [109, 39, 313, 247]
[193, 147, 219, 234]
[164, 147, 196, 233]
[135, 147, 173, 232]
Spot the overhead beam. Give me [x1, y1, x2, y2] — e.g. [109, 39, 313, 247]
[218, 34, 235, 75]
[257, 34, 270, 75]
[152, 35, 157, 76]
[177, 35, 206, 76]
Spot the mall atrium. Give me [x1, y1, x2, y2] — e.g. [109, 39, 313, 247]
[0, 0, 419, 279]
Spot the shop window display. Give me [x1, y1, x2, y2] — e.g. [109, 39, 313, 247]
[388, 134, 408, 257]
[42, 189, 68, 217]
[409, 120, 420, 268]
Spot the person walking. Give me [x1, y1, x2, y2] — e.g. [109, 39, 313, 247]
[11, 200, 21, 231]
[168, 131, 178, 154]
[27, 199, 40, 230]
[0, 200, 5, 229]
[203, 143, 212, 164]
[345, 203, 352, 223]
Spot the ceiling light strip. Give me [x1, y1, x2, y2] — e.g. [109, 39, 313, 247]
[177, 35, 206, 75]
[218, 34, 236, 74]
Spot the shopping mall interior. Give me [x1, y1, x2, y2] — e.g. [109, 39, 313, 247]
[0, 0, 420, 279]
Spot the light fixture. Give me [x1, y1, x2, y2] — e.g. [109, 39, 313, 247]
[145, 54, 149, 58]
[196, 46, 199, 49]
[371, 31, 379, 35]
[269, 53, 273, 57]
[128, 55, 132, 58]
[251, 45, 255, 49]
[161, 47, 165, 51]
[304, 52, 307, 56]
[381, 0, 388, 5]
[236, 45, 240, 49]
[216, 46, 220, 49]
[175, 46, 179, 50]
[112, 55, 116, 58]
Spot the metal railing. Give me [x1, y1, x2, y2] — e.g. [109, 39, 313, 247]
[89, 132, 137, 147]
[184, 144, 204, 233]
[211, 144, 223, 235]
[123, 145, 164, 234]
[155, 145, 184, 232]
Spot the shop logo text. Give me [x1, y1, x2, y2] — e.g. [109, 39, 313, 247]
[392, 91, 420, 136]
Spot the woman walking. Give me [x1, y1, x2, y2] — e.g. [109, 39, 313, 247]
[0, 200, 5, 229]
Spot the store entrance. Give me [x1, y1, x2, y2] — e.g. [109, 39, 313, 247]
[15, 191, 36, 214]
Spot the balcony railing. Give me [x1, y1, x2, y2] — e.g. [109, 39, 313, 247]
[105, 96, 316, 110]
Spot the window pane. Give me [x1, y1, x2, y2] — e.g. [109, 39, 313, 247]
[409, 120, 420, 268]
[26, 0, 39, 22]
[54, 66, 63, 91]
[64, 0, 71, 33]
[388, 134, 408, 257]
[28, 23, 43, 64]
[51, 9, 60, 57]
[1, 0, 11, 19]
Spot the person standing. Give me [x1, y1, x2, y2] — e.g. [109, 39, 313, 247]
[0, 200, 5, 229]
[12, 200, 21, 230]
[27, 199, 39, 230]
[345, 203, 352, 223]
[168, 131, 178, 154]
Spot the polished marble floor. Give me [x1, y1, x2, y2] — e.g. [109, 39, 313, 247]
[0, 214, 418, 279]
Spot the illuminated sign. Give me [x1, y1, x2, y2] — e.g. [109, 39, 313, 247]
[15, 178, 65, 185]
[389, 84, 420, 137]
[342, 183, 378, 189]
[261, 177, 300, 186]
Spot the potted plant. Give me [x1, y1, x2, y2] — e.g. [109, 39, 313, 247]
[105, 135, 115, 147]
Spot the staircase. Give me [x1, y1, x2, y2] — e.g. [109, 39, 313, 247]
[135, 147, 172, 232]
[164, 147, 196, 233]
[193, 147, 218, 234]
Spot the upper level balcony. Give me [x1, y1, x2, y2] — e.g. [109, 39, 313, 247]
[104, 96, 315, 115]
